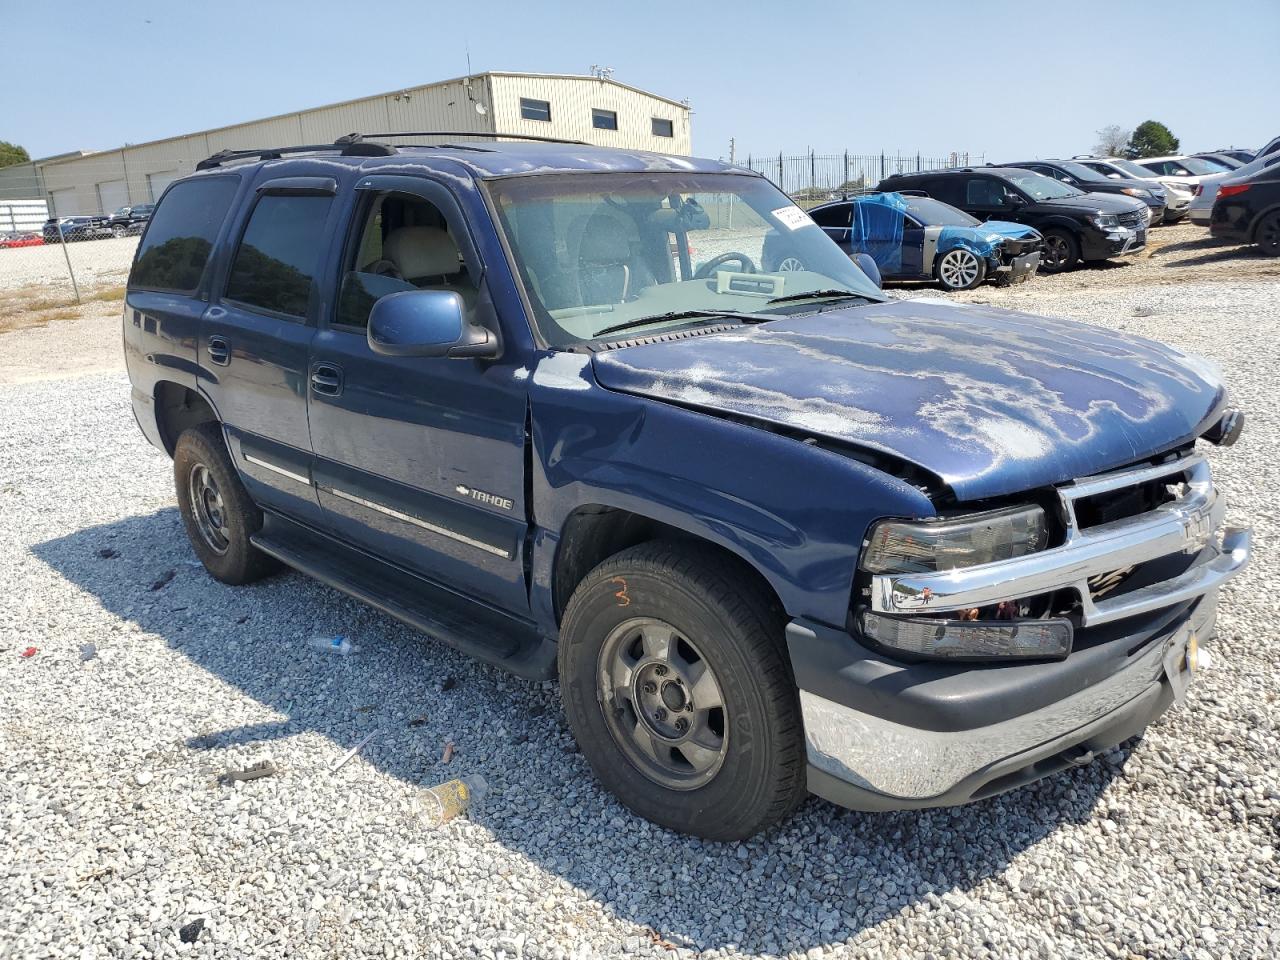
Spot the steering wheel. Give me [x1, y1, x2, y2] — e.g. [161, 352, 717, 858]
[693, 252, 757, 279]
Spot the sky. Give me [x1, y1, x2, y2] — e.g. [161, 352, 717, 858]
[6, 0, 1279, 164]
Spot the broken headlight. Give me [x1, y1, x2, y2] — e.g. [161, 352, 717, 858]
[859, 505, 1048, 575]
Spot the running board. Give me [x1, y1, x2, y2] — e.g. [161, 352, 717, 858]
[252, 512, 556, 679]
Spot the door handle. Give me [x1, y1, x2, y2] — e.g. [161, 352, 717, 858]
[310, 363, 343, 397]
[208, 336, 231, 366]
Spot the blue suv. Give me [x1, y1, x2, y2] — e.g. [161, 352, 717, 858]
[124, 135, 1251, 839]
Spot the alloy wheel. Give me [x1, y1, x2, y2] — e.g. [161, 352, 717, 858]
[777, 256, 806, 272]
[597, 617, 728, 790]
[187, 463, 231, 555]
[938, 249, 980, 289]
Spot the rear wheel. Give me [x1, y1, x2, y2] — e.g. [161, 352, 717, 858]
[1039, 229, 1080, 273]
[1255, 211, 1280, 257]
[934, 248, 986, 290]
[173, 423, 280, 585]
[558, 541, 806, 840]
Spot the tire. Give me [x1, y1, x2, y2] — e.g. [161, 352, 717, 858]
[559, 540, 806, 840]
[1255, 211, 1280, 257]
[173, 422, 280, 585]
[934, 248, 987, 290]
[1039, 229, 1080, 273]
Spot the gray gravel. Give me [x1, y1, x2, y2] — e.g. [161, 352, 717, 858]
[1, 266, 1278, 958]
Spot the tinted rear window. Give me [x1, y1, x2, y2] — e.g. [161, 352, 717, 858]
[129, 177, 239, 293]
[224, 194, 333, 318]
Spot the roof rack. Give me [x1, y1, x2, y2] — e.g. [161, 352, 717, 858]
[195, 130, 590, 171]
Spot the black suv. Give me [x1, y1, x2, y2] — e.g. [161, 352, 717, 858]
[995, 159, 1166, 224]
[877, 166, 1149, 272]
[107, 203, 155, 237]
[1210, 163, 1280, 256]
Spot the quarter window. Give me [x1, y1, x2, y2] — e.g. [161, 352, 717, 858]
[224, 194, 333, 318]
[591, 108, 618, 131]
[651, 117, 674, 138]
[520, 97, 552, 122]
[128, 177, 239, 294]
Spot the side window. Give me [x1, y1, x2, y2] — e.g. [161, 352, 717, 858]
[965, 178, 1005, 207]
[224, 194, 333, 318]
[335, 192, 475, 330]
[128, 177, 239, 293]
[809, 204, 851, 228]
[922, 178, 963, 206]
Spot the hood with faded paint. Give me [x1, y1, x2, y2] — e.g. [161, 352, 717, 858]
[590, 299, 1227, 501]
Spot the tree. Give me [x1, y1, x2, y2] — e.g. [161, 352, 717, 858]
[1092, 124, 1131, 157]
[0, 141, 30, 169]
[1124, 121, 1179, 159]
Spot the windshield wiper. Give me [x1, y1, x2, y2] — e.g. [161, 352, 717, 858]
[766, 289, 874, 306]
[592, 309, 772, 339]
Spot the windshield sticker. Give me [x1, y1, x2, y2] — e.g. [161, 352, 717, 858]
[772, 206, 814, 231]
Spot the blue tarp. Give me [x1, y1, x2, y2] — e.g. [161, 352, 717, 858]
[938, 220, 1038, 260]
[850, 192, 909, 273]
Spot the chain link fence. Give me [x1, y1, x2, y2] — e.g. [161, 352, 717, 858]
[741, 151, 982, 206]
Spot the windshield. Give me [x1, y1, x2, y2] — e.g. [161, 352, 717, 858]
[903, 197, 979, 227]
[488, 172, 883, 347]
[1054, 161, 1109, 182]
[1004, 172, 1082, 200]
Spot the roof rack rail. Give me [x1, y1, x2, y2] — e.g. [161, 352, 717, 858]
[196, 138, 397, 171]
[351, 131, 589, 146]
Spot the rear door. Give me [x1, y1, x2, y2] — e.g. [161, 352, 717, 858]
[306, 174, 530, 612]
[199, 174, 339, 522]
[810, 203, 852, 249]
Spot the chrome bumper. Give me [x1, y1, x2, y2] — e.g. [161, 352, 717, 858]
[803, 595, 1218, 801]
[871, 454, 1251, 627]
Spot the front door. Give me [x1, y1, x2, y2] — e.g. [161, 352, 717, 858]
[900, 215, 926, 276]
[199, 177, 338, 521]
[307, 175, 530, 612]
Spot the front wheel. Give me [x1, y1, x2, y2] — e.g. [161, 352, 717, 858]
[1255, 211, 1280, 257]
[1039, 229, 1080, 273]
[174, 423, 280, 585]
[934, 248, 987, 290]
[559, 541, 807, 840]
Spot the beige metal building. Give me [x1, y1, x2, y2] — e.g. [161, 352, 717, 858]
[24, 72, 692, 217]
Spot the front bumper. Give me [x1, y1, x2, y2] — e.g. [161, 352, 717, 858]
[1082, 226, 1145, 261]
[992, 250, 1041, 283]
[794, 594, 1219, 810]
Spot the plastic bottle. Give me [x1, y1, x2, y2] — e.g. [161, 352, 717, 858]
[308, 634, 358, 656]
[413, 774, 489, 826]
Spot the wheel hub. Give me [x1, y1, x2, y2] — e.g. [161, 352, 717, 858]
[188, 463, 231, 555]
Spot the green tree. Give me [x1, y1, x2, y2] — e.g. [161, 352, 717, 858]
[0, 141, 30, 169]
[1124, 121, 1179, 159]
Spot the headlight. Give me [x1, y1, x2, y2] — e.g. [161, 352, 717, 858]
[859, 505, 1048, 574]
[1120, 187, 1150, 198]
[1091, 214, 1120, 229]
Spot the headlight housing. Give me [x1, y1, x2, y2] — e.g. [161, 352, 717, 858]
[1120, 187, 1150, 198]
[860, 505, 1048, 574]
[1091, 214, 1120, 229]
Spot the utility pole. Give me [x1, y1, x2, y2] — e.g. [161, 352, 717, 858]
[729, 138, 735, 164]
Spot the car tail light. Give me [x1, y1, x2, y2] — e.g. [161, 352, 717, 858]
[1218, 183, 1252, 199]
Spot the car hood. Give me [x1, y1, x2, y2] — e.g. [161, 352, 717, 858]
[590, 299, 1227, 501]
[1036, 192, 1146, 214]
[967, 220, 1041, 241]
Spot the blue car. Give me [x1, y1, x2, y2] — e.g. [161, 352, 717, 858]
[801, 192, 1042, 290]
[123, 136, 1250, 839]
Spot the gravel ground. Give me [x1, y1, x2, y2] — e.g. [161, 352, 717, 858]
[0, 235, 138, 294]
[1, 238, 1278, 959]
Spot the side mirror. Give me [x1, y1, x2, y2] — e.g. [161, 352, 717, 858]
[367, 289, 499, 359]
[854, 252, 882, 289]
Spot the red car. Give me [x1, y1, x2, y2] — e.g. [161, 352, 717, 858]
[0, 233, 44, 249]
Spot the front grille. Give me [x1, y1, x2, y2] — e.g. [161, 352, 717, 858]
[1118, 210, 1146, 228]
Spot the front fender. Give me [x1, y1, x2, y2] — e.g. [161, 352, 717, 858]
[527, 352, 935, 631]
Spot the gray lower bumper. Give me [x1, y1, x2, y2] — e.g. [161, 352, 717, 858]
[802, 595, 1217, 809]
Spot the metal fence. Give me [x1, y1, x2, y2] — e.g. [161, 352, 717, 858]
[741, 151, 983, 205]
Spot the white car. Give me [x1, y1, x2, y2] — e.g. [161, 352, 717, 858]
[1073, 156, 1194, 223]
[1135, 154, 1237, 189]
[1189, 151, 1280, 224]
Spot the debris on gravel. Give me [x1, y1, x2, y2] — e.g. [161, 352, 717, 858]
[0, 238, 1276, 958]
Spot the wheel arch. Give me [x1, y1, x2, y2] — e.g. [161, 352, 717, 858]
[1249, 202, 1280, 242]
[153, 380, 219, 456]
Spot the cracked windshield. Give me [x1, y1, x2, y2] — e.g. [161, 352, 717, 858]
[490, 173, 882, 346]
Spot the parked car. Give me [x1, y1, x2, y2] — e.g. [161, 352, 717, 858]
[107, 203, 155, 237]
[795, 192, 1041, 290]
[1207, 148, 1256, 165]
[1192, 152, 1245, 171]
[877, 166, 1148, 272]
[0, 232, 44, 249]
[1190, 151, 1280, 224]
[1255, 135, 1280, 160]
[1072, 156, 1193, 223]
[42, 216, 113, 243]
[1210, 161, 1280, 255]
[1135, 155, 1235, 186]
[995, 158, 1165, 223]
[123, 137, 1251, 839]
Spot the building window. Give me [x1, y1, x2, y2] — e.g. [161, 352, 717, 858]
[520, 98, 551, 122]
[651, 117, 674, 138]
[591, 108, 618, 131]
